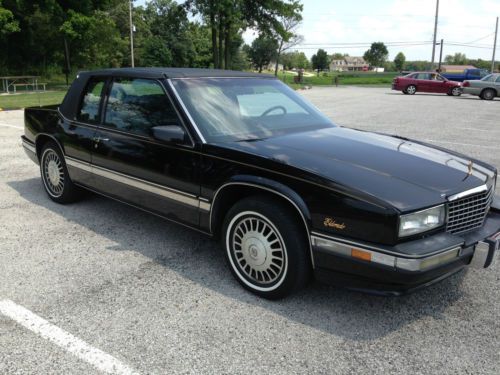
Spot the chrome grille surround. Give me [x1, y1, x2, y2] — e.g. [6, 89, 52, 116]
[446, 186, 493, 234]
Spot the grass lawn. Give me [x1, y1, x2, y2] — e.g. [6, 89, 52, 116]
[0, 90, 67, 110]
[276, 71, 398, 88]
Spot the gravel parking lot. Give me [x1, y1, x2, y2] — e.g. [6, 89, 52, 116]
[0, 87, 499, 374]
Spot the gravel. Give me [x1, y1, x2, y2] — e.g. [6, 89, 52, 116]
[0, 87, 499, 374]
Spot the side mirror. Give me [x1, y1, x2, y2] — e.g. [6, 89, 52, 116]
[152, 125, 187, 144]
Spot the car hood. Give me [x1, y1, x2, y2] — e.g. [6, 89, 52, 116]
[219, 127, 495, 211]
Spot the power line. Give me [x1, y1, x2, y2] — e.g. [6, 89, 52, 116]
[466, 33, 494, 44]
[299, 41, 433, 46]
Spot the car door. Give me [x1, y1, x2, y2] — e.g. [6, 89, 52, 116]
[90, 76, 201, 227]
[495, 76, 500, 94]
[414, 73, 431, 91]
[62, 76, 106, 186]
[428, 73, 448, 93]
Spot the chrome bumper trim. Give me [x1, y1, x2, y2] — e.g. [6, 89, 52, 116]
[22, 139, 36, 155]
[311, 234, 463, 272]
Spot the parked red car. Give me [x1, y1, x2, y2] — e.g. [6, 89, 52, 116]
[392, 72, 462, 96]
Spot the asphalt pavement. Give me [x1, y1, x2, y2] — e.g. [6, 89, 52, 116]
[0, 87, 499, 374]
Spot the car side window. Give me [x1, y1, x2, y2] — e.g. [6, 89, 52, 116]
[495, 76, 500, 83]
[104, 78, 181, 137]
[77, 77, 106, 123]
[417, 73, 430, 80]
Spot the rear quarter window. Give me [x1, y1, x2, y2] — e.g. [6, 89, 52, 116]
[77, 77, 106, 123]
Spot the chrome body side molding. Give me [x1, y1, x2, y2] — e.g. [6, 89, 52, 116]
[65, 156, 211, 211]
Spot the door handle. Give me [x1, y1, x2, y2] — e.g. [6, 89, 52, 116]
[93, 137, 110, 142]
[93, 137, 110, 148]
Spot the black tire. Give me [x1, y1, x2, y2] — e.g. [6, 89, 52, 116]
[222, 196, 311, 299]
[40, 141, 82, 203]
[450, 87, 462, 96]
[402, 90, 408, 95]
[480, 88, 496, 101]
[406, 85, 417, 95]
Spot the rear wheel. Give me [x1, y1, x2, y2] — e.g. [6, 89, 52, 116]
[405, 85, 417, 95]
[40, 142, 82, 203]
[480, 88, 496, 100]
[450, 87, 462, 96]
[222, 196, 310, 299]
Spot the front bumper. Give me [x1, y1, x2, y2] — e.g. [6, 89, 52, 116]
[311, 208, 500, 295]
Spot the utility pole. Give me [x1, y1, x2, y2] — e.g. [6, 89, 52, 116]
[431, 0, 440, 70]
[129, 0, 135, 68]
[438, 39, 444, 72]
[492, 17, 498, 72]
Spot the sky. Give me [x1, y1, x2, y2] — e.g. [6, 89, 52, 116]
[137, 0, 500, 61]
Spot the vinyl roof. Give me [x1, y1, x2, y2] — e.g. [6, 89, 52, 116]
[78, 67, 274, 79]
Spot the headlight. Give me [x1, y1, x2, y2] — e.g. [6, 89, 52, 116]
[399, 205, 445, 237]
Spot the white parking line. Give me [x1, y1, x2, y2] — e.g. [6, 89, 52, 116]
[0, 299, 140, 375]
[0, 122, 22, 129]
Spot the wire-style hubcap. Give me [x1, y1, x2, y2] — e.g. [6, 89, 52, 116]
[43, 150, 65, 196]
[231, 214, 286, 285]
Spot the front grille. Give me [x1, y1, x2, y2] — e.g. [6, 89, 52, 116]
[446, 187, 493, 234]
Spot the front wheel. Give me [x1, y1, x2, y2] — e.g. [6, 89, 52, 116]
[405, 85, 417, 95]
[222, 196, 311, 299]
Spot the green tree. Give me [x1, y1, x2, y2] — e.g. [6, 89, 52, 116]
[393, 52, 406, 71]
[142, 36, 173, 66]
[269, 11, 302, 76]
[281, 50, 309, 70]
[330, 53, 347, 60]
[0, 1, 19, 38]
[363, 42, 388, 69]
[60, 10, 126, 68]
[405, 60, 429, 71]
[311, 48, 328, 75]
[144, 0, 196, 67]
[444, 52, 467, 65]
[186, 0, 302, 70]
[248, 35, 278, 72]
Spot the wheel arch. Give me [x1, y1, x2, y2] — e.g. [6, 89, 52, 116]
[209, 176, 315, 267]
[35, 133, 65, 161]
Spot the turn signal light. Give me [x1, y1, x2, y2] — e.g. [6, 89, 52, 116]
[351, 248, 372, 262]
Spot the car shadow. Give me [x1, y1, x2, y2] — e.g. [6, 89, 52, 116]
[8, 177, 469, 341]
[385, 92, 459, 98]
[454, 96, 499, 102]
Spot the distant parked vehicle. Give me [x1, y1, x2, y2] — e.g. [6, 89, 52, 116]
[462, 73, 500, 100]
[392, 72, 462, 96]
[441, 68, 489, 82]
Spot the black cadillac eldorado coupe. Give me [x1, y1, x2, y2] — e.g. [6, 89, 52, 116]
[22, 68, 500, 299]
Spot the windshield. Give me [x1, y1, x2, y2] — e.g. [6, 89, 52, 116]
[171, 78, 335, 142]
[481, 74, 495, 82]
